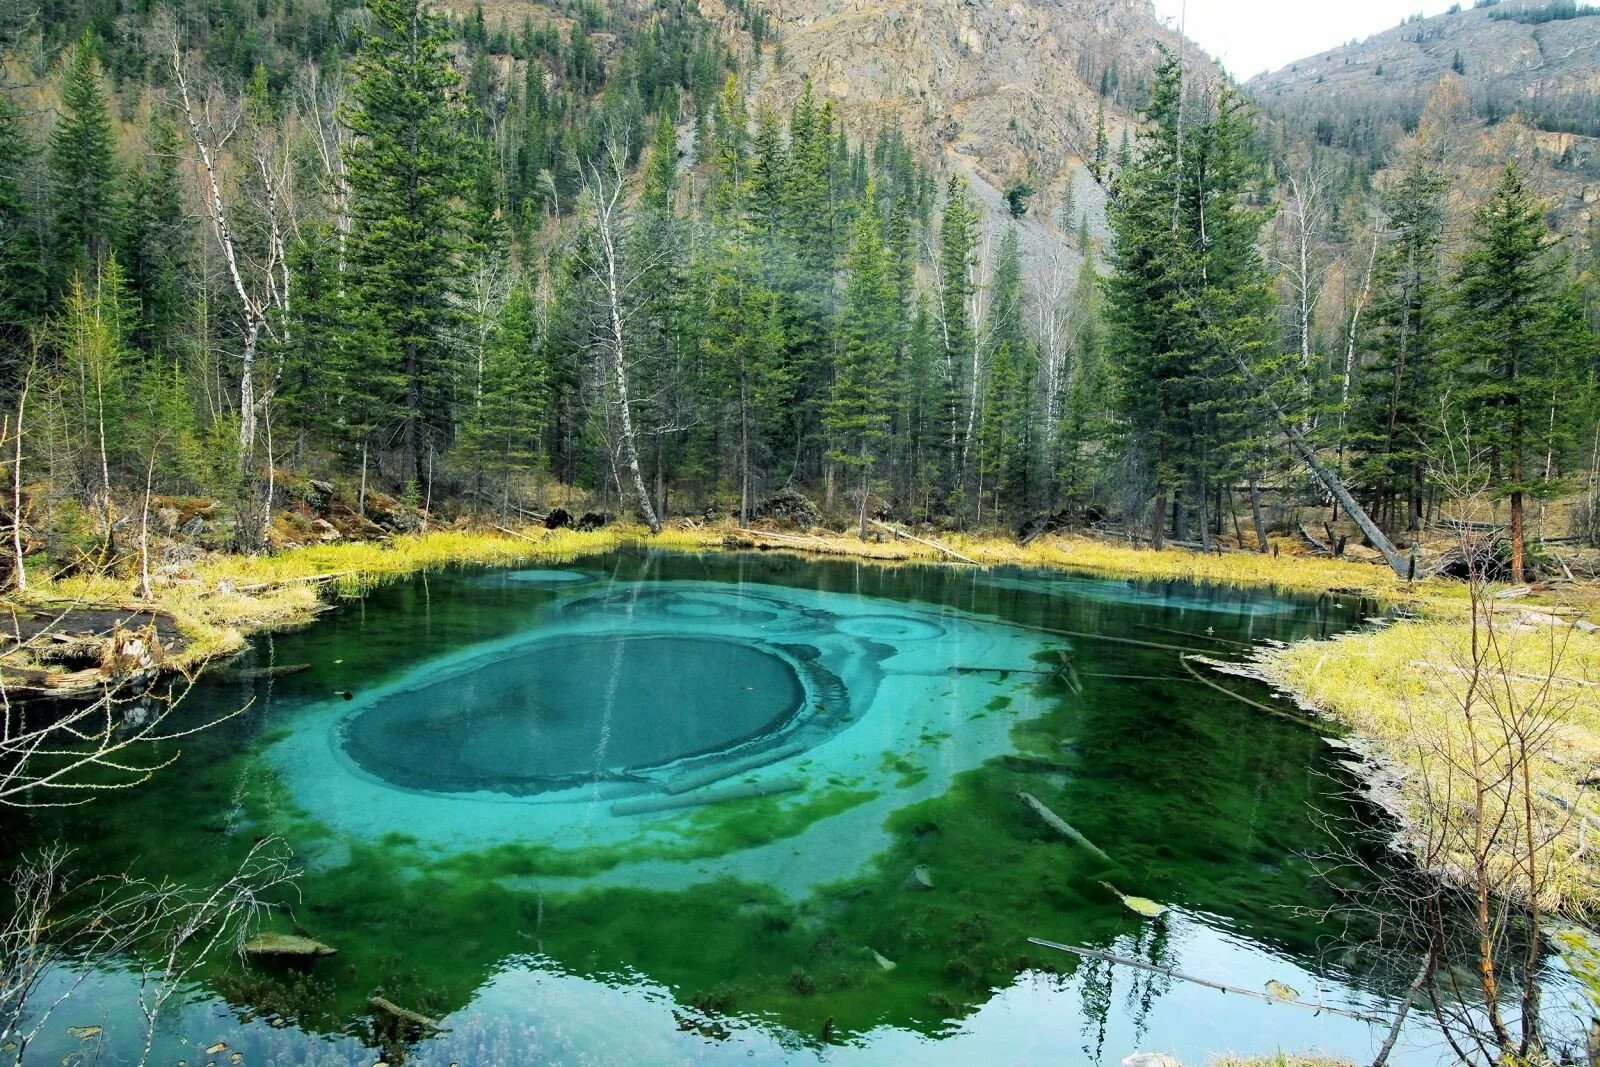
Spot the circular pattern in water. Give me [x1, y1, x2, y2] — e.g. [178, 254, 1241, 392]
[499, 569, 595, 586]
[835, 614, 945, 641]
[341, 635, 805, 794]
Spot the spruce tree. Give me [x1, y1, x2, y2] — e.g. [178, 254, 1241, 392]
[118, 115, 189, 354]
[48, 35, 117, 288]
[828, 196, 896, 535]
[1450, 164, 1583, 582]
[1348, 153, 1449, 533]
[0, 91, 45, 356]
[344, 0, 471, 486]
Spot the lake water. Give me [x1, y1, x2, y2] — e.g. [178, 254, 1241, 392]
[6, 549, 1569, 1064]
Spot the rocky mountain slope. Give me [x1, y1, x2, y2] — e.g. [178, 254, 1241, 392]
[1249, 2, 1600, 139]
[720, 0, 1224, 286]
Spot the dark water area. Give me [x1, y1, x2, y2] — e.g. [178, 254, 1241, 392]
[3, 550, 1514, 1063]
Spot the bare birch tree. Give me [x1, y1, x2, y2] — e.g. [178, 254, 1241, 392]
[579, 140, 660, 533]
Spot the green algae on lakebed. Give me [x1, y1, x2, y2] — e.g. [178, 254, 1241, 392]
[7, 549, 1447, 1063]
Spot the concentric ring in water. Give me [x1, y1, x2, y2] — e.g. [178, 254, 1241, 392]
[340, 634, 806, 794]
[835, 614, 945, 640]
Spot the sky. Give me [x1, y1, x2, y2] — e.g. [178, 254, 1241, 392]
[1151, 0, 1458, 80]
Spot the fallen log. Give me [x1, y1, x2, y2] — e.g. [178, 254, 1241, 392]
[1298, 524, 1332, 555]
[1017, 791, 1113, 864]
[611, 778, 801, 816]
[244, 932, 337, 959]
[1179, 655, 1314, 727]
[869, 520, 979, 565]
[662, 742, 806, 795]
[212, 662, 312, 682]
[493, 525, 548, 544]
[368, 995, 443, 1033]
[1025, 939, 1387, 1024]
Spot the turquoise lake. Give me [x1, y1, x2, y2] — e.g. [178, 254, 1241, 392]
[7, 549, 1583, 1064]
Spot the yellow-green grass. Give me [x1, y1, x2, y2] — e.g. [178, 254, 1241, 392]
[12, 526, 643, 669]
[1263, 610, 1600, 913]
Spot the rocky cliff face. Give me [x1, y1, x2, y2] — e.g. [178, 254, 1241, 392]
[724, 0, 1222, 283]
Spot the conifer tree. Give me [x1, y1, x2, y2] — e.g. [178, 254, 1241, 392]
[344, 0, 471, 486]
[0, 91, 44, 356]
[119, 115, 189, 353]
[1348, 153, 1449, 533]
[48, 35, 117, 287]
[1450, 164, 1583, 582]
[828, 196, 896, 535]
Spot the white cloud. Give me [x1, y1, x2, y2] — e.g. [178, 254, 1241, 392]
[1152, 0, 1459, 80]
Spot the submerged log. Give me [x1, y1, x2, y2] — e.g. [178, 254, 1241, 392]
[1016, 791, 1113, 864]
[611, 778, 801, 817]
[368, 995, 443, 1033]
[244, 932, 337, 959]
[1003, 755, 1075, 775]
[212, 662, 312, 682]
[662, 742, 807, 795]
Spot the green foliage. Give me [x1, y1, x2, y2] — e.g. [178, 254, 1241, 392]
[47, 35, 116, 287]
[344, 0, 472, 485]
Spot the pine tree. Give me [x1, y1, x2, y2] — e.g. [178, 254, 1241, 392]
[48, 35, 117, 287]
[460, 286, 547, 517]
[344, 0, 471, 486]
[1450, 164, 1584, 582]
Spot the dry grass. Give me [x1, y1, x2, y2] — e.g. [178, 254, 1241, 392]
[1263, 608, 1600, 912]
[14, 526, 641, 668]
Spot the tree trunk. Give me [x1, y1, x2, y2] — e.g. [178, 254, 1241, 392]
[1510, 489, 1525, 585]
[1249, 477, 1269, 553]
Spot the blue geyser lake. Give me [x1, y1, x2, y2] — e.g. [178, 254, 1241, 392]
[7, 550, 1585, 1064]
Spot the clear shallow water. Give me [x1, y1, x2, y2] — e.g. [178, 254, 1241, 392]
[8, 550, 1571, 1064]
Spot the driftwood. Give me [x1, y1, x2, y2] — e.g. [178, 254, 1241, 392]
[1026, 939, 1387, 1024]
[611, 778, 801, 816]
[662, 742, 806, 795]
[235, 572, 345, 593]
[869, 520, 979, 565]
[368, 995, 443, 1033]
[1017, 791, 1113, 864]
